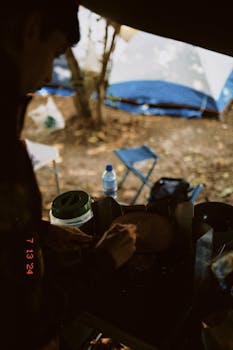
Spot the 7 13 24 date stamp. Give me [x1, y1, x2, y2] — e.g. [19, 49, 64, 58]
[26, 237, 34, 276]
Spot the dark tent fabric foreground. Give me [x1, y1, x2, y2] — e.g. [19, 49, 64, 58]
[80, 0, 233, 57]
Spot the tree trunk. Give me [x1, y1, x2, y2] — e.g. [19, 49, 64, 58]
[95, 21, 121, 126]
[65, 47, 92, 120]
[95, 83, 105, 127]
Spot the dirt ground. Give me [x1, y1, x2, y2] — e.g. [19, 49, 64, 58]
[22, 94, 233, 220]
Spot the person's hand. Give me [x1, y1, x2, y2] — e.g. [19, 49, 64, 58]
[96, 223, 137, 269]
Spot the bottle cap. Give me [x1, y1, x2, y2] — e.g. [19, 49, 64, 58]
[51, 190, 92, 219]
[106, 164, 113, 171]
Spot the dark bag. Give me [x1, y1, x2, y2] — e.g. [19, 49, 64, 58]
[148, 177, 192, 203]
[147, 177, 192, 218]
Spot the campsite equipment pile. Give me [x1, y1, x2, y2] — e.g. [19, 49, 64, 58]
[60, 197, 233, 350]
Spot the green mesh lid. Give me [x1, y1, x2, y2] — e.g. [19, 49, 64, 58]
[51, 190, 92, 219]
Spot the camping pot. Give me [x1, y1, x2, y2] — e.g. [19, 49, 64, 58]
[49, 190, 93, 227]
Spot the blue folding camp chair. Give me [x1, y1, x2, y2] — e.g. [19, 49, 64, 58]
[114, 145, 159, 204]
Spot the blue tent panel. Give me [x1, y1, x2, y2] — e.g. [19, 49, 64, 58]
[36, 86, 75, 97]
[218, 69, 233, 111]
[105, 99, 203, 118]
[106, 80, 218, 116]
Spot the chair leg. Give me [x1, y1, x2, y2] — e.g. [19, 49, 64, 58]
[53, 160, 60, 194]
[118, 168, 130, 188]
[145, 159, 157, 184]
[130, 160, 157, 204]
[130, 182, 146, 205]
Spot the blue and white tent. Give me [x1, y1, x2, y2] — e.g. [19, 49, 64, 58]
[37, 6, 233, 119]
[106, 31, 233, 118]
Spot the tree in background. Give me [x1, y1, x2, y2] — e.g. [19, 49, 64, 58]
[94, 20, 121, 127]
[66, 14, 121, 128]
[66, 47, 93, 123]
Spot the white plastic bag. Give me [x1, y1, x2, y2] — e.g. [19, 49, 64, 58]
[28, 96, 65, 131]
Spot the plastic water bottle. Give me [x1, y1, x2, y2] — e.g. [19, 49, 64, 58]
[102, 164, 118, 200]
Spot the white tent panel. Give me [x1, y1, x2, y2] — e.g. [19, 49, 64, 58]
[196, 47, 233, 100]
[109, 32, 213, 95]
